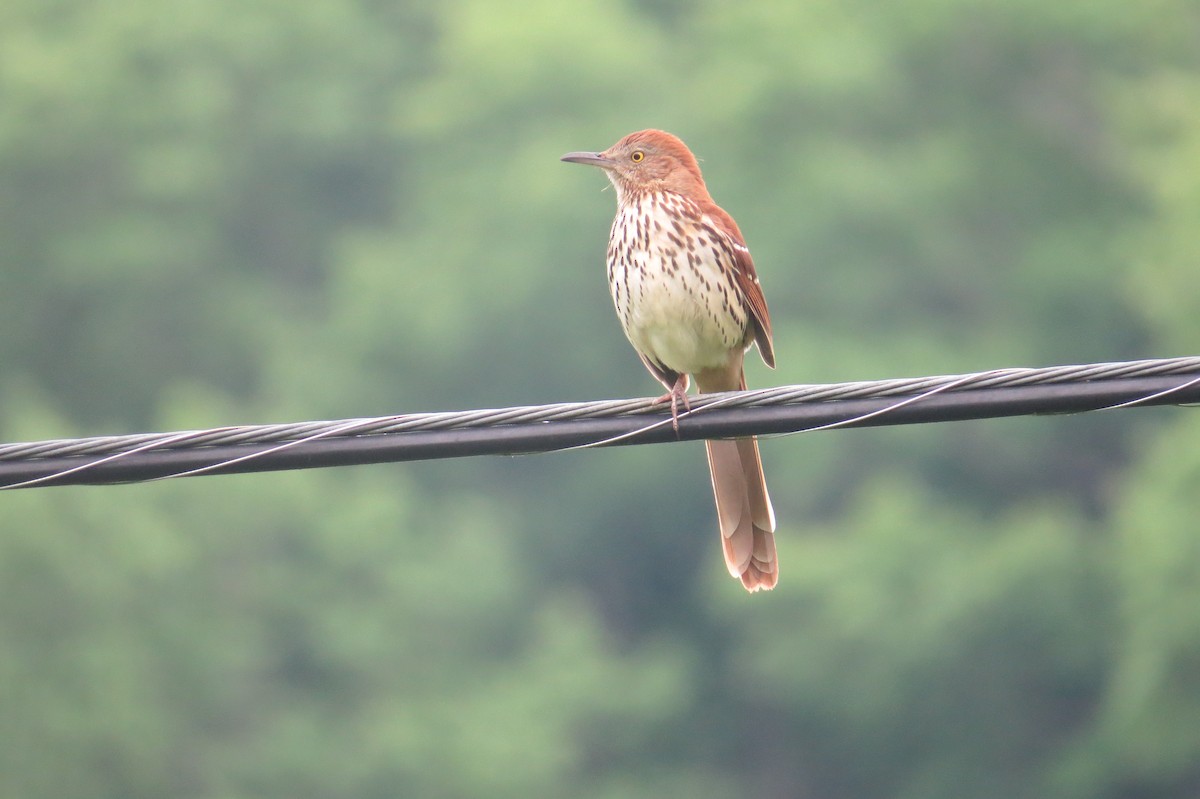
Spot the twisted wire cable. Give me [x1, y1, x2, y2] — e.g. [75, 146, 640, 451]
[1, 356, 1198, 489]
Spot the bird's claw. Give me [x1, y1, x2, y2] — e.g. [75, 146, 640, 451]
[653, 376, 691, 435]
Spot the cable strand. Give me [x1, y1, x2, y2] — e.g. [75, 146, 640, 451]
[1, 356, 1197, 489]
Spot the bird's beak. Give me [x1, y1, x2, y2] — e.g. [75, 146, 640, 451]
[561, 151, 613, 168]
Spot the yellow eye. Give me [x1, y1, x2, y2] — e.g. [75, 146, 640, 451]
[630, 150, 645, 163]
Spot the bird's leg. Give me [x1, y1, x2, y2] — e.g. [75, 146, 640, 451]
[653, 373, 691, 434]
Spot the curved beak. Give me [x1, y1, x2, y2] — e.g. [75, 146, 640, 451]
[561, 151, 613, 168]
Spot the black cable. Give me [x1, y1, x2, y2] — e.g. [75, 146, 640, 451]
[1, 357, 1197, 489]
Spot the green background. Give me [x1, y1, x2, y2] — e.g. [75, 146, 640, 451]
[2, 1, 1199, 796]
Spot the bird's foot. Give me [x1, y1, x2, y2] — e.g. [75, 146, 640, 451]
[653, 375, 691, 435]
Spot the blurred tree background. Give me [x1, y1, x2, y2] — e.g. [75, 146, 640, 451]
[1, 0, 1198, 796]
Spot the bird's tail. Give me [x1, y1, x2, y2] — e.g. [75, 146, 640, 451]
[704, 435, 778, 591]
[696, 357, 777, 592]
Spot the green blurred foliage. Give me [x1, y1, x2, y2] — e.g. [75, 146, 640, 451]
[0, 0, 1198, 796]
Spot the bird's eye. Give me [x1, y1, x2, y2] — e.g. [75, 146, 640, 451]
[630, 151, 645, 163]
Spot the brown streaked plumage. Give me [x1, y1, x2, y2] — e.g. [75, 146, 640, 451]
[562, 129, 778, 592]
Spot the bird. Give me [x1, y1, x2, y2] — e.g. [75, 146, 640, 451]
[561, 129, 778, 592]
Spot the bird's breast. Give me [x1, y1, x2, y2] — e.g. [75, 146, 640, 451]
[606, 192, 748, 375]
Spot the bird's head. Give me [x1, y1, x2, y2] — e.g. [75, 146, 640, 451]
[562, 129, 711, 203]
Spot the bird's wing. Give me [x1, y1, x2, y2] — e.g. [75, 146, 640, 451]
[729, 240, 774, 369]
[701, 211, 775, 369]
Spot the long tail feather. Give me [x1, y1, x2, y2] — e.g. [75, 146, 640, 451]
[705, 437, 777, 591]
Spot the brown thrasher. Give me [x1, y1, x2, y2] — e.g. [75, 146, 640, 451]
[562, 129, 778, 592]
